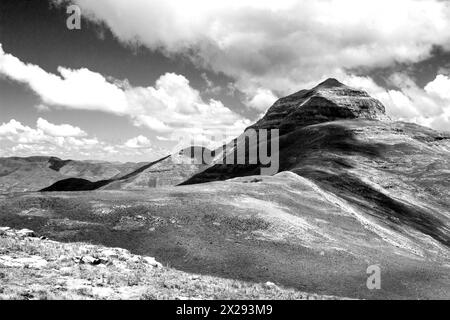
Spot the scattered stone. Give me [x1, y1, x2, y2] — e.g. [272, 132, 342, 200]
[60, 267, 73, 274]
[78, 248, 90, 255]
[0, 255, 18, 268]
[81, 256, 101, 265]
[0, 255, 48, 269]
[264, 281, 277, 289]
[58, 255, 71, 263]
[101, 249, 119, 259]
[143, 256, 163, 268]
[16, 229, 36, 238]
[0, 227, 11, 232]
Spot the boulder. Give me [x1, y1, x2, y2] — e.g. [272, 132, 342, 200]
[0, 255, 48, 269]
[80, 256, 101, 265]
[101, 249, 119, 259]
[16, 229, 36, 237]
[143, 256, 163, 268]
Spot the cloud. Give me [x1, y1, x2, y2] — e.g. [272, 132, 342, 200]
[425, 74, 450, 101]
[48, 0, 450, 130]
[0, 46, 129, 114]
[0, 46, 248, 141]
[201, 73, 221, 95]
[124, 135, 152, 149]
[0, 118, 167, 161]
[36, 118, 87, 137]
[0, 45, 250, 139]
[59, 0, 450, 95]
[343, 74, 450, 132]
[245, 88, 278, 111]
[0, 118, 97, 149]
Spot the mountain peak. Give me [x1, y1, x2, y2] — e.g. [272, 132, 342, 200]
[315, 78, 346, 89]
[249, 78, 389, 133]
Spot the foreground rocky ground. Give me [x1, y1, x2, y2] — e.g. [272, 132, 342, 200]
[0, 226, 341, 300]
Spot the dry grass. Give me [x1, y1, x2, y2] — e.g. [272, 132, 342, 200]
[0, 230, 342, 300]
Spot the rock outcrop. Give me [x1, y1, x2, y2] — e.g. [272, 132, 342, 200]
[249, 78, 389, 134]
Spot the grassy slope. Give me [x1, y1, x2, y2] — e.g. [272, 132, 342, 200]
[0, 172, 448, 299]
[1, 120, 449, 299]
[0, 227, 340, 300]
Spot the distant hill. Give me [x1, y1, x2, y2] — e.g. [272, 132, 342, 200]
[41, 147, 210, 192]
[0, 156, 142, 193]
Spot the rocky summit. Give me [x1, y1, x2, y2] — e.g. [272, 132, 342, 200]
[249, 78, 389, 134]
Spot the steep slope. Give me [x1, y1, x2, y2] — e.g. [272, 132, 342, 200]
[0, 157, 141, 193]
[101, 147, 209, 190]
[182, 79, 450, 249]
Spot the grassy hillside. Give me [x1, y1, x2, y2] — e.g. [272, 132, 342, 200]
[1, 172, 448, 299]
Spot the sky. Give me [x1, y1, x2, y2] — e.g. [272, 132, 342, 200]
[0, 0, 449, 162]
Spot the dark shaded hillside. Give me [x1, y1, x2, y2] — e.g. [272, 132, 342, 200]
[41, 156, 171, 192]
[42, 147, 210, 192]
[48, 157, 72, 171]
[40, 178, 112, 192]
[182, 120, 450, 247]
[180, 79, 450, 248]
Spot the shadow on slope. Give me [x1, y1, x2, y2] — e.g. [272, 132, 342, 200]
[41, 156, 170, 192]
[182, 121, 450, 247]
[1, 185, 448, 300]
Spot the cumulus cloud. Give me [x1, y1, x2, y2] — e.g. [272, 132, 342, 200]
[343, 74, 450, 132]
[0, 45, 250, 140]
[124, 135, 152, 149]
[0, 46, 129, 114]
[36, 118, 87, 137]
[48, 0, 450, 130]
[245, 88, 278, 111]
[0, 119, 166, 161]
[425, 74, 450, 101]
[58, 0, 450, 95]
[0, 118, 97, 150]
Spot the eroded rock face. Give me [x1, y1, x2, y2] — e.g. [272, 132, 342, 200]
[249, 78, 389, 134]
